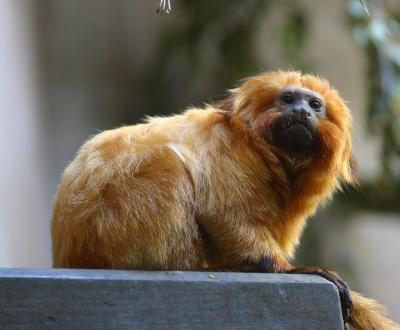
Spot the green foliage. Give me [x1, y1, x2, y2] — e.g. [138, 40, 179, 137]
[277, 7, 309, 69]
[348, 0, 400, 188]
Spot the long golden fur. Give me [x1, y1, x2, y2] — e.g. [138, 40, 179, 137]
[51, 71, 399, 329]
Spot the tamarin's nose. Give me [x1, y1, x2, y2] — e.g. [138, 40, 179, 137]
[292, 107, 311, 117]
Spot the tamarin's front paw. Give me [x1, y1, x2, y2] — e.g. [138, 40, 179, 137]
[288, 267, 353, 324]
[256, 255, 292, 273]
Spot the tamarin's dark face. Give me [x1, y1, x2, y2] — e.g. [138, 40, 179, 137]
[274, 87, 326, 152]
[230, 71, 353, 181]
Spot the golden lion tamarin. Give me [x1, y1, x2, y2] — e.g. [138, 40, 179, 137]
[51, 71, 399, 329]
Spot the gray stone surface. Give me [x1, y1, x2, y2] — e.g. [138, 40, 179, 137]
[0, 269, 343, 330]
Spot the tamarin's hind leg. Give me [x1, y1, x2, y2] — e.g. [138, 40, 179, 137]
[286, 267, 353, 324]
[251, 256, 353, 325]
[52, 143, 202, 270]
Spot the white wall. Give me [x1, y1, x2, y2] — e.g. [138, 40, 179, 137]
[0, 1, 51, 267]
[349, 213, 400, 323]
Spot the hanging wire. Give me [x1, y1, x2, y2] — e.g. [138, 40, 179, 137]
[157, 0, 172, 15]
[359, 0, 370, 16]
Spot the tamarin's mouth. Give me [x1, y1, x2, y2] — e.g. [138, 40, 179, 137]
[280, 114, 314, 134]
[276, 115, 315, 151]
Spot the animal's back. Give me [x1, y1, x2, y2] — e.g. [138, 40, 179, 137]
[51, 118, 205, 269]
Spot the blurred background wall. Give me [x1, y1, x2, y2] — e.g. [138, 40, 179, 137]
[0, 0, 399, 322]
[0, 1, 50, 268]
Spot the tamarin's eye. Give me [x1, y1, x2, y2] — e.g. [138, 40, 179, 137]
[280, 93, 294, 104]
[309, 98, 322, 110]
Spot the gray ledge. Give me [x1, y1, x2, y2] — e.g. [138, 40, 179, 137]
[0, 269, 343, 330]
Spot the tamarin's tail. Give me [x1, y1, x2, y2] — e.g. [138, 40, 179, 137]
[349, 290, 400, 330]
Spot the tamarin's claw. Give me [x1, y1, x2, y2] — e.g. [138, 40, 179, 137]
[288, 267, 353, 324]
[314, 269, 353, 324]
[256, 259, 353, 324]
